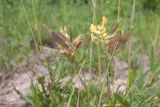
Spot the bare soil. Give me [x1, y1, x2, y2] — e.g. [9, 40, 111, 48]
[0, 52, 149, 107]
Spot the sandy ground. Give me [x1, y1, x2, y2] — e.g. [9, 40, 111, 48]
[0, 52, 149, 107]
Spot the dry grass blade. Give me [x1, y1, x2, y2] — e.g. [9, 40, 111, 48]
[40, 46, 60, 56]
[107, 30, 132, 53]
[43, 24, 70, 50]
[111, 23, 119, 33]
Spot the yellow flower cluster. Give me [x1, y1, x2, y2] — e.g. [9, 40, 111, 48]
[90, 16, 108, 42]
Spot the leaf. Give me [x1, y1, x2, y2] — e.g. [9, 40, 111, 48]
[30, 83, 40, 107]
[38, 76, 45, 93]
[150, 46, 159, 73]
[114, 93, 130, 107]
[127, 70, 137, 89]
[138, 87, 160, 98]
[56, 60, 65, 76]
[47, 63, 56, 83]
[134, 71, 148, 89]
[39, 46, 60, 56]
[150, 46, 155, 73]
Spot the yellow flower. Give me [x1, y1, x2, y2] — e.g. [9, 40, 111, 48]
[96, 25, 101, 30]
[91, 34, 97, 42]
[102, 16, 107, 25]
[102, 27, 106, 33]
[90, 16, 108, 42]
[90, 16, 107, 34]
[90, 24, 96, 32]
[103, 33, 107, 38]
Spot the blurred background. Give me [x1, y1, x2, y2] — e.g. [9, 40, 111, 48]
[0, 0, 160, 70]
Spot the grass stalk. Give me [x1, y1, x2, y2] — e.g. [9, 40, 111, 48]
[100, 0, 104, 16]
[67, 58, 86, 107]
[92, 0, 96, 24]
[154, 17, 160, 53]
[31, 0, 42, 46]
[88, 0, 97, 98]
[20, 0, 38, 51]
[76, 90, 80, 107]
[98, 43, 118, 107]
[117, 0, 121, 22]
[97, 41, 102, 87]
[128, 0, 136, 69]
[89, 0, 96, 76]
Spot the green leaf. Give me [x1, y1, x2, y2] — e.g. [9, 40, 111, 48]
[38, 76, 45, 93]
[150, 46, 155, 73]
[47, 63, 56, 83]
[134, 71, 148, 89]
[31, 83, 39, 107]
[114, 93, 130, 107]
[139, 87, 160, 98]
[57, 60, 65, 74]
[127, 70, 137, 89]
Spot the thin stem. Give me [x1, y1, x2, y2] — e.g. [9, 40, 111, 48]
[140, 95, 155, 106]
[128, 0, 136, 69]
[89, 0, 96, 98]
[154, 17, 159, 53]
[76, 90, 80, 107]
[117, 0, 121, 22]
[92, 0, 96, 24]
[90, 0, 96, 74]
[131, 0, 136, 27]
[32, 0, 42, 46]
[74, 64, 87, 90]
[20, 0, 38, 51]
[67, 87, 75, 107]
[88, 42, 93, 100]
[90, 0, 96, 78]
[89, 41, 93, 75]
[98, 42, 118, 107]
[67, 58, 86, 107]
[100, 0, 104, 16]
[97, 41, 102, 87]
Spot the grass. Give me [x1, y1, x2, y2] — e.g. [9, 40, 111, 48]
[1, 0, 160, 106]
[0, 0, 159, 69]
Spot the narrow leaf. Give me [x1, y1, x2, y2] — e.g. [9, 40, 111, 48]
[127, 70, 137, 89]
[114, 93, 130, 107]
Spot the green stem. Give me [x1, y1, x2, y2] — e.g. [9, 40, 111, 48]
[128, 0, 136, 69]
[97, 41, 102, 87]
[154, 17, 159, 53]
[20, 0, 38, 51]
[67, 59, 86, 107]
[100, 0, 104, 16]
[32, 0, 42, 46]
[92, 0, 96, 24]
[98, 42, 118, 107]
[117, 0, 121, 22]
[88, 0, 96, 99]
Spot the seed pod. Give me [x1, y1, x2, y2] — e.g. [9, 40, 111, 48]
[73, 35, 82, 49]
[43, 24, 70, 50]
[107, 30, 132, 54]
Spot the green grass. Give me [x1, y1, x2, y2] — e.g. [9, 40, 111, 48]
[1, 0, 160, 106]
[0, 0, 159, 65]
[0, 0, 159, 69]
